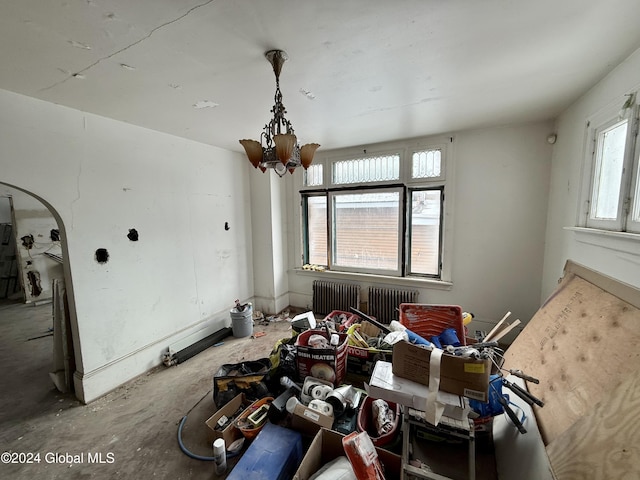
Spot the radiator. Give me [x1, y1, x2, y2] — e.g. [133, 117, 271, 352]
[368, 287, 419, 324]
[312, 280, 361, 315]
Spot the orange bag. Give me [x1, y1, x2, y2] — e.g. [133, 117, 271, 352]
[342, 431, 385, 480]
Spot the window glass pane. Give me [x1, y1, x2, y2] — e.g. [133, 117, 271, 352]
[332, 155, 400, 184]
[304, 164, 323, 187]
[591, 120, 627, 220]
[412, 149, 442, 179]
[306, 196, 327, 265]
[410, 190, 441, 275]
[332, 191, 399, 270]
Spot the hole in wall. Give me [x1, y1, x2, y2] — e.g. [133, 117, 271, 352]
[95, 248, 109, 264]
[224, 222, 230, 231]
[127, 228, 139, 241]
[21, 234, 34, 249]
[26, 270, 42, 297]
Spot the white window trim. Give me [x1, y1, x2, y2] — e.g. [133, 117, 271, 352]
[291, 266, 454, 291]
[628, 121, 640, 233]
[564, 226, 640, 257]
[577, 93, 640, 233]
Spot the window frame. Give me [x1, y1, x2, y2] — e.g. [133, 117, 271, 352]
[407, 186, 444, 277]
[327, 185, 405, 276]
[301, 192, 328, 267]
[580, 93, 640, 233]
[300, 136, 451, 280]
[627, 120, 640, 233]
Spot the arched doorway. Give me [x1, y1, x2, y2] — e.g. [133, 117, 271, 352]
[0, 182, 81, 404]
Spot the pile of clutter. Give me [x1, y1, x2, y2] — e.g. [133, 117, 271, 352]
[183, 304, 544, 480]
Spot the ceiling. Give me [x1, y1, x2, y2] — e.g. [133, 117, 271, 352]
[2, 0, 640, 153]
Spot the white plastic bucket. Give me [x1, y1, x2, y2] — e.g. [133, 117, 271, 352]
[230, 304, 253, 338]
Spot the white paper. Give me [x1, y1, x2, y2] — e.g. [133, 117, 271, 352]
[424, 348, 446, 425]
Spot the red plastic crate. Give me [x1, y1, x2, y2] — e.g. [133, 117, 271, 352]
[398, 304, 466, 346]
[323, 310, 360, 332]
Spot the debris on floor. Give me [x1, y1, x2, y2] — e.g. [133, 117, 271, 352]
[178, 304, 519, 479]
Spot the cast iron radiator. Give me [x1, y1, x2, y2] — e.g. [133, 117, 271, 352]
[312, 280, 361, 316]
[368, 287, 419, 324]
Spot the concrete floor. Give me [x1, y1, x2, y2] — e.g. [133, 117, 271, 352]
[0, 297, 500, 480]
[0, 297, 296, 480]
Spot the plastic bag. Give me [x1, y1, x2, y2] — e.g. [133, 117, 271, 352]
[213, 358, 271, 408]
[269, 336, 298, 382]
[372, 399, 395, 436]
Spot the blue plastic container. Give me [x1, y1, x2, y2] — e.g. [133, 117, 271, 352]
[226, 422, 303, 480]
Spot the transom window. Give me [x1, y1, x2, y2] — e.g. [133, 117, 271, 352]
[332, 154, 400, 184]
[302, 142, 448, 278]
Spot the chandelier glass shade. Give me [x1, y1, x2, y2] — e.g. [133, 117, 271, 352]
[239, 50, 319, 177]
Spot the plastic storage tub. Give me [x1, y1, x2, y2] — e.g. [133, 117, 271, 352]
[323, 310, 360, 332]
[227, 422, 303, 480]
[357, 395, 401, 447]
[398, 304, 466, 346]
[236, 396, 274, 440]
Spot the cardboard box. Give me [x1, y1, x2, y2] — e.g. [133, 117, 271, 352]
[204, 393, 253, 446]
[365, 361, 469, 422]
[290, 402, 335, 437]
[295, 329, 349, 386]
[292, 428, 401, 480]
[392, 341, 490, 402]
[346, 321, 392, 381]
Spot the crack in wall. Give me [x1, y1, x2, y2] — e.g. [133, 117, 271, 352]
[40, 0, 218, 93]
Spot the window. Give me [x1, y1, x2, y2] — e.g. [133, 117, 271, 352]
[303, 194, 327, 265]
[301, 141, 448, 278]
[409, 188, 443, 275]
[331, 188, 402, 275]
[582, 93, 640, 233]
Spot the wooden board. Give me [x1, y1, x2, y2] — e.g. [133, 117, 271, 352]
[546, 368, 640, 479]
[502, 261, 640, 446]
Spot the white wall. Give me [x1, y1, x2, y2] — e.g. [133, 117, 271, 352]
[0, 89, 255, 402]
[286, 122, 554, 338]
[249, 172, 291, 314]
[542, 46, 640, 299]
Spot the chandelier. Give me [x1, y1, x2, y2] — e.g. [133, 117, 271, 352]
[239, 50, 320, 177]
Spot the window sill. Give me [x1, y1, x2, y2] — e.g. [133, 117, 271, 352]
[291, 268, 453, 290]
[564, 227, 640, 256]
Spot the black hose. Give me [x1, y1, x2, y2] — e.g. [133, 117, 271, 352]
[177, 415, 243, 461]
[177, 415, 216, 461]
